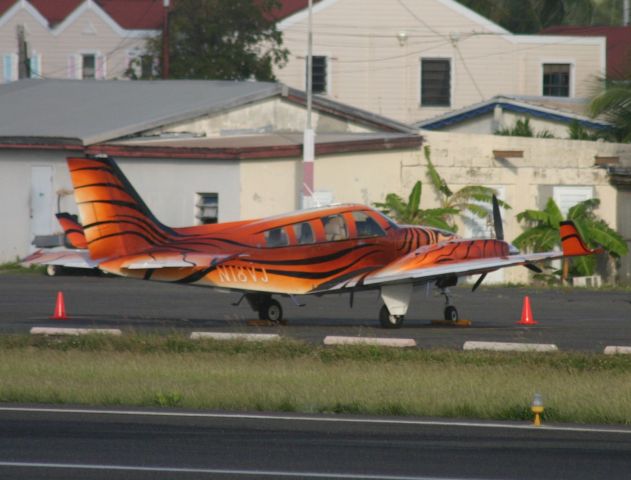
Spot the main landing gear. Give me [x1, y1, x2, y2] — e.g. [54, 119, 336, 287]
[379, 305, 404, 329]
[243, 293, 284, 324]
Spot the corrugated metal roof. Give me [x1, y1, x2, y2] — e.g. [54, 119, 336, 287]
[0, 79, 282, 145]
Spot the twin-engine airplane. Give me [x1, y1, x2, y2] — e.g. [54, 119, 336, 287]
[24, 156, 601, 328]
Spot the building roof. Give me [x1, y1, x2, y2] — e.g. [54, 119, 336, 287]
[0, 0, 313, 30]
[93, 132, 423, 160]
[0, 79, 417, 147]
[541, 26, 631, 79]
[415, 95, 611, 132]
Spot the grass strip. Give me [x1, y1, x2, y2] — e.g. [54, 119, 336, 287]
[0, 334, 630, 425]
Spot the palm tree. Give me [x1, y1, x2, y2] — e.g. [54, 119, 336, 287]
[514, 197, 628, 278]
[589, 79, 631, 142]
[373, 180, 458, 230]
[424, 147, 510, 232]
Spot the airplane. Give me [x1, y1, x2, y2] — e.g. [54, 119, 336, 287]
[23, 155, 602, 328]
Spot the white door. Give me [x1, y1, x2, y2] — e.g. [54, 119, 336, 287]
[462, 186, 506, 284]
[30, 166, 54, 238]
[553, 186, 593, 217]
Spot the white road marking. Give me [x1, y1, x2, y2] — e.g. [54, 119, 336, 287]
[0, 461, 467, 480]
[0, 406, 630, 435]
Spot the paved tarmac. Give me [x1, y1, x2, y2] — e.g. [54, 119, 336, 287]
[1, 406, 631, 480]
[1, 272, 630, 351]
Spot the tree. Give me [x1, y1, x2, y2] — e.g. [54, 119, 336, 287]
[455, 0, 626, 33]
[495, 117, 555, 138]
[514, 197, 628, 278]
[373, 180, 458, 230]
[423, 147, 510, 232]
[140, 0, 289, 81]
[374, 146, 510, 232]
[589, 79, 631, 142]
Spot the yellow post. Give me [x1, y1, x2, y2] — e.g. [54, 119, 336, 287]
[531, 393, 544, 427]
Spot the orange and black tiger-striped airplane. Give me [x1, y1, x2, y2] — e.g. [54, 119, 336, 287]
[24, 156, 601, 328]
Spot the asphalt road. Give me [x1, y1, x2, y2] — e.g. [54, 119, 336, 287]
[1, 406, 631, 480]
[1, 272, 630, 351]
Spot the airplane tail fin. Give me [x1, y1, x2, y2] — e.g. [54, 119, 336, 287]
[67, 156, 178, 260]
[56, 213, 87, 249]
[560, 221, 604, 257]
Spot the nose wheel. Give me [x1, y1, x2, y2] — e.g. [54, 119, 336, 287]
[440, 288, 459, 323]
[444, 305, 459, 322]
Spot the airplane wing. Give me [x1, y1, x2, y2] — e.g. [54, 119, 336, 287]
[327, 221, 602, 291]
[21, 249, 98, 269]
[116, 251, 245, 270]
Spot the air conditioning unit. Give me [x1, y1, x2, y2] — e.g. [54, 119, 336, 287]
[572, 275, 602, 288]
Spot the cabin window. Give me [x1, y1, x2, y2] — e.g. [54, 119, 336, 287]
[264, 227, 289, 247]
[322, 214, 348, 241]
[353, 211, 385, 238]
[293, 222, 315, 245]
[196, 193, 218, 224]
[543, 64, 570, 97]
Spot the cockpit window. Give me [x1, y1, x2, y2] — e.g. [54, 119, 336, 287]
[353, 211, 385, 238]
[293, 222, 314, 245]
[321, 214, 348, 241]
[264, 227, 289, 247]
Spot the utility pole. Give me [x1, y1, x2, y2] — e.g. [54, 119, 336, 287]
[624, 0, 630, 26]
[302, 0, 314, 209]
[16, 25, 29, 79]
[162, 0, 170, 79]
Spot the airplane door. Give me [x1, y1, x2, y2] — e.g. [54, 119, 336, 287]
[30, 165, 54, 240]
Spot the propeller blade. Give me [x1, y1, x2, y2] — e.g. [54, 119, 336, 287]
[524, 262, 543, 274]
[492, 195, 504, 241]
[472, 273, 487, 292]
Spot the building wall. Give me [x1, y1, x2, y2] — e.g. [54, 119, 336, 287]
[0, 3, 153, 82]
[276, 0, 605, 124]
[0, 152, 241, 263]
[309, 131, 630, 283]
[147, 97, 374, 138]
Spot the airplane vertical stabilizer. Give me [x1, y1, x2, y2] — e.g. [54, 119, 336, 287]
[67, 156, 178, 260]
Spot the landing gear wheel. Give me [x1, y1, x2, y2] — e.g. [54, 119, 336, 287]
[46, 265, 60, 277]
[379, 305, 404, 329]
[258, 299, 283, 324]
[444, 305, 459, 322]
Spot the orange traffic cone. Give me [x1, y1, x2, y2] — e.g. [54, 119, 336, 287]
[50, 291, 68, 320]
[517, 295, 537, 325]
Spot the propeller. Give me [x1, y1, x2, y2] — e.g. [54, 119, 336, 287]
[492, 194, 504, 241]
[472, 195, 502, 292]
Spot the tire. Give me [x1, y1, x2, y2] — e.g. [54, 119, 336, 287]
[45, 265, 60, 277]
[444, 305, 459, 322]
[259, 299, 283, 323]
[379, 304, 404, 329]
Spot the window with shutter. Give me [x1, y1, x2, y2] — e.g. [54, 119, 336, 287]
[421, 58, 451, 107]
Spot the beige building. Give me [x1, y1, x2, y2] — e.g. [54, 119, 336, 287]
[319, 128, 631, 283]
[0, 0, 159, 82]
[275, 0, 606, 124]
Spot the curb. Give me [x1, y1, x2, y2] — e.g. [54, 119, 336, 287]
[463, 341, 558, 352]
[604, 346, 631, 355]
[190, 332, 280, 342]
[30, 327, 122, 336]
[323, 336, 416, 347]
